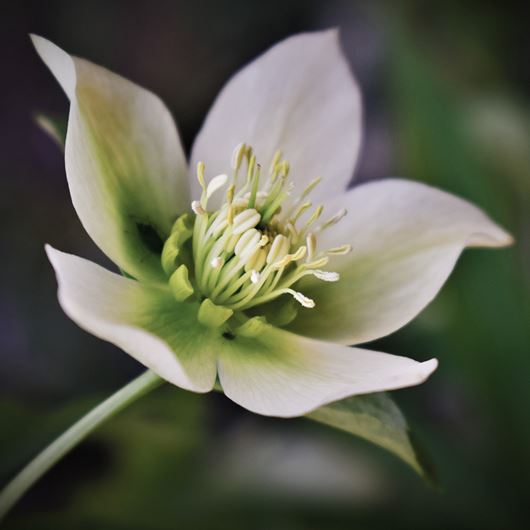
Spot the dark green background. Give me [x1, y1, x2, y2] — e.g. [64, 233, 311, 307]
[1, 1, 528, 529]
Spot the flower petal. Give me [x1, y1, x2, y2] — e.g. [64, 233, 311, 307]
[46, 245, 216, 392]
[190, 30, 361, 206]
[217, 323, 437, 418]
[289, 179, 513, 344]
[32, 36, 189, 282]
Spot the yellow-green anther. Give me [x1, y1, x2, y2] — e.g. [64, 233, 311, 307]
[326, 244, 352, 255]
[196, 161, 206, 190]
[248, 163, 261, 208]
[299, 176, 322, 201]
[246, 154, 256, 184]
[304, 256, 330, 269]
[232, 208, 261, 235]
[318, 208, 347, 231]
[306, 233, 317, 260]
[169, 265, 194, 302]
[304, 205, 323, 230]
[268, 150, 283, 178]
[197, 299, 233, 328]
[231, 142, 246, 172]
[244, 248, 266, 272]
[292, 202, 312, 224]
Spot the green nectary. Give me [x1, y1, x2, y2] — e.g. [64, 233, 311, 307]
[160, 144, 351, 329]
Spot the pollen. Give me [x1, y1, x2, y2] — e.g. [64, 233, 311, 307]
[162, 144, 349, 316]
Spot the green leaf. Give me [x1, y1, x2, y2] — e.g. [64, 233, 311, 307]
[307, 392, 437, 485]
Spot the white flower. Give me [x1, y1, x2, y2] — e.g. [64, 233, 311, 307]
[31, 30, 511, 418]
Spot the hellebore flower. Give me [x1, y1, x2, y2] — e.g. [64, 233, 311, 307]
[31, 31, 511, 418]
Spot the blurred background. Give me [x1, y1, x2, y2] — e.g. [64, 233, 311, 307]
[1, 1, 529, 528]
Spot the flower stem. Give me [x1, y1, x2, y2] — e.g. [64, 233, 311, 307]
[0, 369, 163, 521]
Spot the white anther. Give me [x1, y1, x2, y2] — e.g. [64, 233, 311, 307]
[231, 143, 246, 170]
[191, 200, 206, 215]
[234, 228, 261, 260]
[286, 289, 315, 308]
[206, 173, 228, 198]
[312, 270, 340, 282]
[210, 256, 224, 269]
[266, 234, 290, 265]
[250, 270, 260, 284]
[232, 208, 261, 235]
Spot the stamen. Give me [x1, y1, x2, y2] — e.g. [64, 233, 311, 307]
[191, 200, 206, 216]
[206, 173, 228, 198]
[268, 150, 283, 179]
[231, 143, 246, 171]
[326, 244, 352, 256]
[183, 143, 349, 314]
[232, 208, 261, 235]
[312, 270, 340, 282]
[196, 162, 206, 190]
[291, 202, 312, 224]
[306, 233, 317, 260]
[266, 235, 290, 265]
[318, 208, 347, 231]
[211, 256, 224, 269]
[286, 289, 315, 308]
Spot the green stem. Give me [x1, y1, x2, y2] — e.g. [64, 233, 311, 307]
[0, 369, 163, 521]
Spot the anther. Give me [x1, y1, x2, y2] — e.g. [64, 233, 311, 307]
[211, 256, 224, 269]
[312, 270, 340, 282]
[250, 270, 260, 284]
[286, 289, 315, 308]
[231, 143, 246, 171]
[232, 209, 261, 235]
[266, 234, 290, 265]
[326, 244, 352, 255]
[306, 233, 317, 260]
[196, 162, 206, 190]
[191, 200, 206, 215]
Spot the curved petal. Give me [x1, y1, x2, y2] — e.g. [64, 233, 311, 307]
[190, 30, 361, 207]
[32, 36, 190, 282]
[288, 179, 513, 344]
[46, 245, 216, 392]
[217, 322, 437, 418]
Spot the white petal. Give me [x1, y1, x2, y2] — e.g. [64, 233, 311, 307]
[289, 179, 513, 344]
[190, 30, 361, 207]
[217, 325, 437, 418]
[32, 36, 189, 282]
[46, 245, 216, 392]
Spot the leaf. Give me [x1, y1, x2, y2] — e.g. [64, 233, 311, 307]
[307, 392, 437, 485]
[34, 112, 66, 149]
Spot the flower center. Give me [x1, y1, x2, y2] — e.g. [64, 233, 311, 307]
[160, 144, 350, 326]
